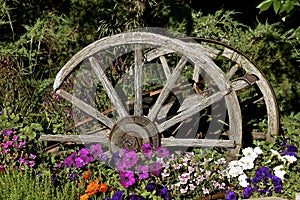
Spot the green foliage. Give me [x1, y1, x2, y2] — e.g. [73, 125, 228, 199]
[0, 169, 78, 200]
[257, 0, 300, 40]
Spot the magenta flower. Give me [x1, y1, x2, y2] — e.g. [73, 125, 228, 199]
[142, 143, 153, 158]
[17, 141, 26, 148]
[89, 143, 103, 159]
[137, 165, 149, 180]
[120, 171, 136, 188]
[156, 146, 170, 158]
[63, 152, 77, 167]
[117, 161, 129, 172]
[30, 154, 36, 159]
[28, 160, 35, 168]
[2, 142, 9, 149]
[19, 157, 25, 164]
[12, 135, 18, 141]
[122, 150, 138, 168]
[74, 157, 85, 168]
[149, 162, 162, 177]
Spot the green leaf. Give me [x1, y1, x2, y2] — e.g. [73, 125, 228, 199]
[257, 0, 273, 13]
[273, 0, 281, 14]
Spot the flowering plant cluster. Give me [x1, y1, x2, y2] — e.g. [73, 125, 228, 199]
[160, 151, 228, 199]
[0, 128, 36, 171]
[226, 138, 299, 199]
[61, 143, 171, 200]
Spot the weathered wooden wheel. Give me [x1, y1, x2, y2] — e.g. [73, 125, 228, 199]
[146, 37, 280, 143]
[40, 32, 278, 159]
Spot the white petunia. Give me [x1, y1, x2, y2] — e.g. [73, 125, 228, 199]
[274, 165, 286, 180]
[283, 155, 297, 163]
[239, 157, 255, 170]
[270, 149, 281, 156]
[254, 146, 263, 155]
[228, 160, 242, 168]
[274, 165, 284, 171]
[238, 174, 249, 187]
[274, 170, 286, 180]
[228, 166, 244, 177]
[242, 147, 258, 160]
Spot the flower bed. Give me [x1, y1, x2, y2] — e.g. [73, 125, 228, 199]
[0, 110, 299, 199]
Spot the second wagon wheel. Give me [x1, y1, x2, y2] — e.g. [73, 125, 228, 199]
[145, 37, 280, 144]
[45, 32, 243, 159]
[183, 38, 280, 142]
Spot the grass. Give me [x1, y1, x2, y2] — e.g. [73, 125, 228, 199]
[0, 169, 78, 200]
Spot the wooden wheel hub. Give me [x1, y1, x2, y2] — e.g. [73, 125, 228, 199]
[109, 116, 159, 153]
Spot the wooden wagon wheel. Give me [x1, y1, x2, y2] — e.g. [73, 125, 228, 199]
[184, 38, 280, 142]
[145, 37, 280, 143]
[40, 32, 243, 159]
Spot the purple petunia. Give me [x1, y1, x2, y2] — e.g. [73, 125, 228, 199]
[120, 171, 136, 188]
[142, 143, 153, 158]
[226, 190, 238, 200]
[145, 182, 157, 192]
[137, 165, 149, 180]
[156, 146, 170, 158]
[112, 190, 124, 200]
[129, 194, 145, 200]
[63, 152, 77, 167]
[243, 186, 253, 199]
[255, 167, 272, 180]
[149, 162, 162, 177]
[271, 176, 282, 186]
[89, 143, 103, 159]
[157, 187, 171, 200]
[122, 150, 138, 168]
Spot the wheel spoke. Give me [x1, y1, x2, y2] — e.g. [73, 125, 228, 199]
[225, 63, 239, 79]
[157, 89, 229, 133]
[147, 57, 188, 121]
[134, 45, 143, 116]
[159, 56, 171, 80]
[89, 57, 129, 118]
[57, 89, 115, 128]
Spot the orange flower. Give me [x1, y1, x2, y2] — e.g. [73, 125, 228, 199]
[98, 183, 108, 193]
[85, 180, 99, 196]
[80, 194, 90, 200]
[83, 170, 93, 180]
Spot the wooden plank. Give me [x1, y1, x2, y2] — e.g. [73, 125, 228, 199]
[147, 57, 187, 121]
[89, 57, 129, 118]
[39, 134, 109, 144]
[159, 56, 171, 80]
[193, 64, 201, 82]
[57, 89, 115, 128]
[223, 47, 280, 141]
[177, 91, 208, 112]
[161, 138, 235, 148]
[157, 89, 229, 133]
[134, 44, 143, 116]
[225, 63, 239, 79]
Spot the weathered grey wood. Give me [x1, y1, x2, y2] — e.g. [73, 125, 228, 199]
[225, 63, 239, 79]
[161, 138, 235, 148]
[145, 43, 220, 62]
[177, 91, 208, 112]
[147, 57, 188, 121]
[89, 57, 129, 118]
[134, 44, 143, 116]
[159, 56, 171, 80]
[52, 32, 243, 159]
[39, 134, 109, 144]
[193, 64, 201, 82]
[222, 48, 280, 141]
[57, 89, 115, 128]
[157, 89, 229, 133]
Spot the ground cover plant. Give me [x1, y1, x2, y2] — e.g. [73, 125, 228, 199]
[0, 0, 299, 199]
